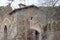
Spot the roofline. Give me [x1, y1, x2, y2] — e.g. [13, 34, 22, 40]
[9, 5, 39, 15]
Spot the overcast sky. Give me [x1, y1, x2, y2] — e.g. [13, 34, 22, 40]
[0, 0, 60, 9]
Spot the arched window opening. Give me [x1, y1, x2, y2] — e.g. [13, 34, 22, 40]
[35, 30, 39, 40]
[4, 25, 7, 40]
[27, 29, 39, 40]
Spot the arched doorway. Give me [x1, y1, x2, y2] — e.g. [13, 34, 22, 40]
[27, 29, 39, 40]
[4, 25, 7, 40]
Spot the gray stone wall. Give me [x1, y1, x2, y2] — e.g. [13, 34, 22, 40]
[0, 7, 47, 40]
[11, 7, 46, 40]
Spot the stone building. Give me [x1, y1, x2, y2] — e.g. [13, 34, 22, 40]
[0, 5, 47, 40]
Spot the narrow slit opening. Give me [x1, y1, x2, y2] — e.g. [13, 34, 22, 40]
[4, 25, 7, 40]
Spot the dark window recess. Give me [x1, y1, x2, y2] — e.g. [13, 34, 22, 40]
[28, 30, 39, 40]
[4, 25, 7, 40]
[35, 31, 39, 40]
[31, 17, 33, 20]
